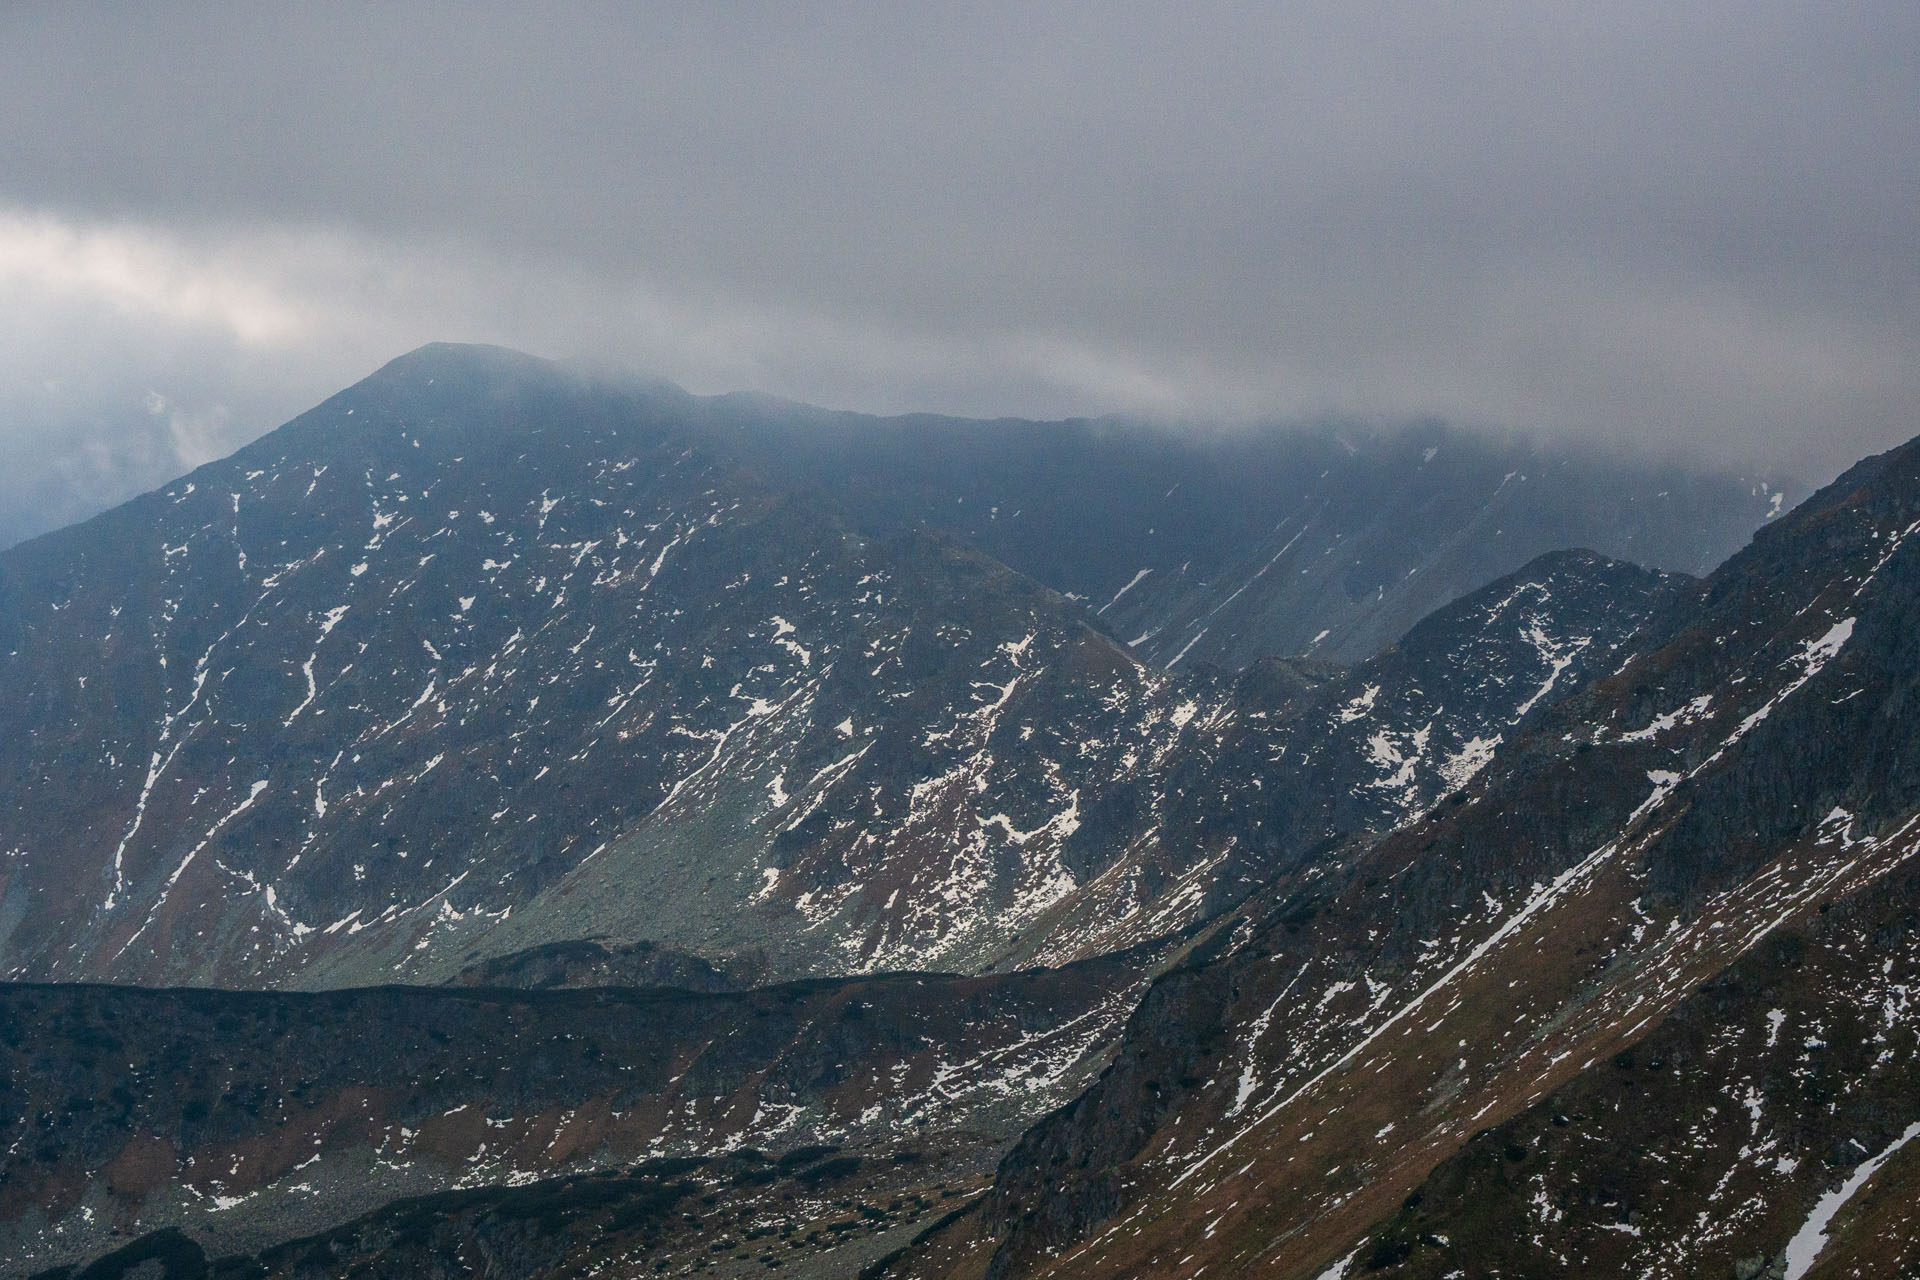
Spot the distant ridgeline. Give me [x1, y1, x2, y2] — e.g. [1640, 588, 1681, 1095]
[697, 381, 1780, 667]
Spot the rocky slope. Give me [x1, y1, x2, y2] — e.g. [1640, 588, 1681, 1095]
[1368, 856, 1920, 1279]
[0, 345, 1693, 992]
[30, 1154, 979, 1280]
[975, 548, 1681, 971]
[890, 433, 1920, 1280]
[0, 346, 1194, 988]
[702, 395, 1779, 666]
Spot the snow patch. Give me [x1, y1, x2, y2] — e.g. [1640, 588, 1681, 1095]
[1783, 1119, 1920, 1278]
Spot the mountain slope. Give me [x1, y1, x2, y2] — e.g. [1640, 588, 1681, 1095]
[0, 346, 1691, 992]
[1368, 856, 1920, 1279]
[892, 433, 1920, 1280]
[982, 548, 1682, 970]
[698, 397, 1781, 666]
[0, 346, 1871, 1280]
[0, 947, 1167, 1274]
[0, 346, 1188, 988]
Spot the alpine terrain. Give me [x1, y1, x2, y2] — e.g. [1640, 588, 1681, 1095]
[5, 345, 1913, 1280]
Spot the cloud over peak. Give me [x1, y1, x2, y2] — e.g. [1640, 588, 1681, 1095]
[0, 3, 1915, 545]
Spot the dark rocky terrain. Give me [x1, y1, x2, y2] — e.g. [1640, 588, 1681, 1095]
[1371, 858, 1920, 1279]
[0, 945, 1175, 1272]
[444, 940, 743, 994]
[9, 343, 1908, 1280]
[889, 433, 1920, 1280]
[28, 1154, 980, 1280]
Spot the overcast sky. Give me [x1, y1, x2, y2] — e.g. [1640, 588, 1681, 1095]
[1, 2, 1915, 546]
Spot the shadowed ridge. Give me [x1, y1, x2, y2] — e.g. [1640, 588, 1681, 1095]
[901, 427, 1920, 1280]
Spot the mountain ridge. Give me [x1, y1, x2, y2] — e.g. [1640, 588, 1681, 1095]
[890, 431, 1920, 1280]
[0, 345, 1715, 992]
[1, 344, 1886, 1280]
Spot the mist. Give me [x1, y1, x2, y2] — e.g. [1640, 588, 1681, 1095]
[2, 2, 1915, 546]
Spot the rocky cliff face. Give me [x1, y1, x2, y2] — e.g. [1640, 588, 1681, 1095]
[893, 435, 1920, 1280]
[1368, 858, 1920, 1279]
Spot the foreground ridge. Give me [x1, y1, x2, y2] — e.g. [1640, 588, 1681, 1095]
[892, 434, 1920, 1280]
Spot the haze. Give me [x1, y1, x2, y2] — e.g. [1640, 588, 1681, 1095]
[2, 1, 1915, 547]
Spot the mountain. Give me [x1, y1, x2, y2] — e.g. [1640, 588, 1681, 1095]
[967, 547, 1683, 972]
[686, 389, 1781, 667]
[0, 342, 1864, 1280]
[0, 346, 1170, 988]
[0, 345, 1718, 992]
[890, 434, 1920, 1280]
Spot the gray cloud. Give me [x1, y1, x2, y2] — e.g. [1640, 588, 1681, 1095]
[1, 2, 1915, 545]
